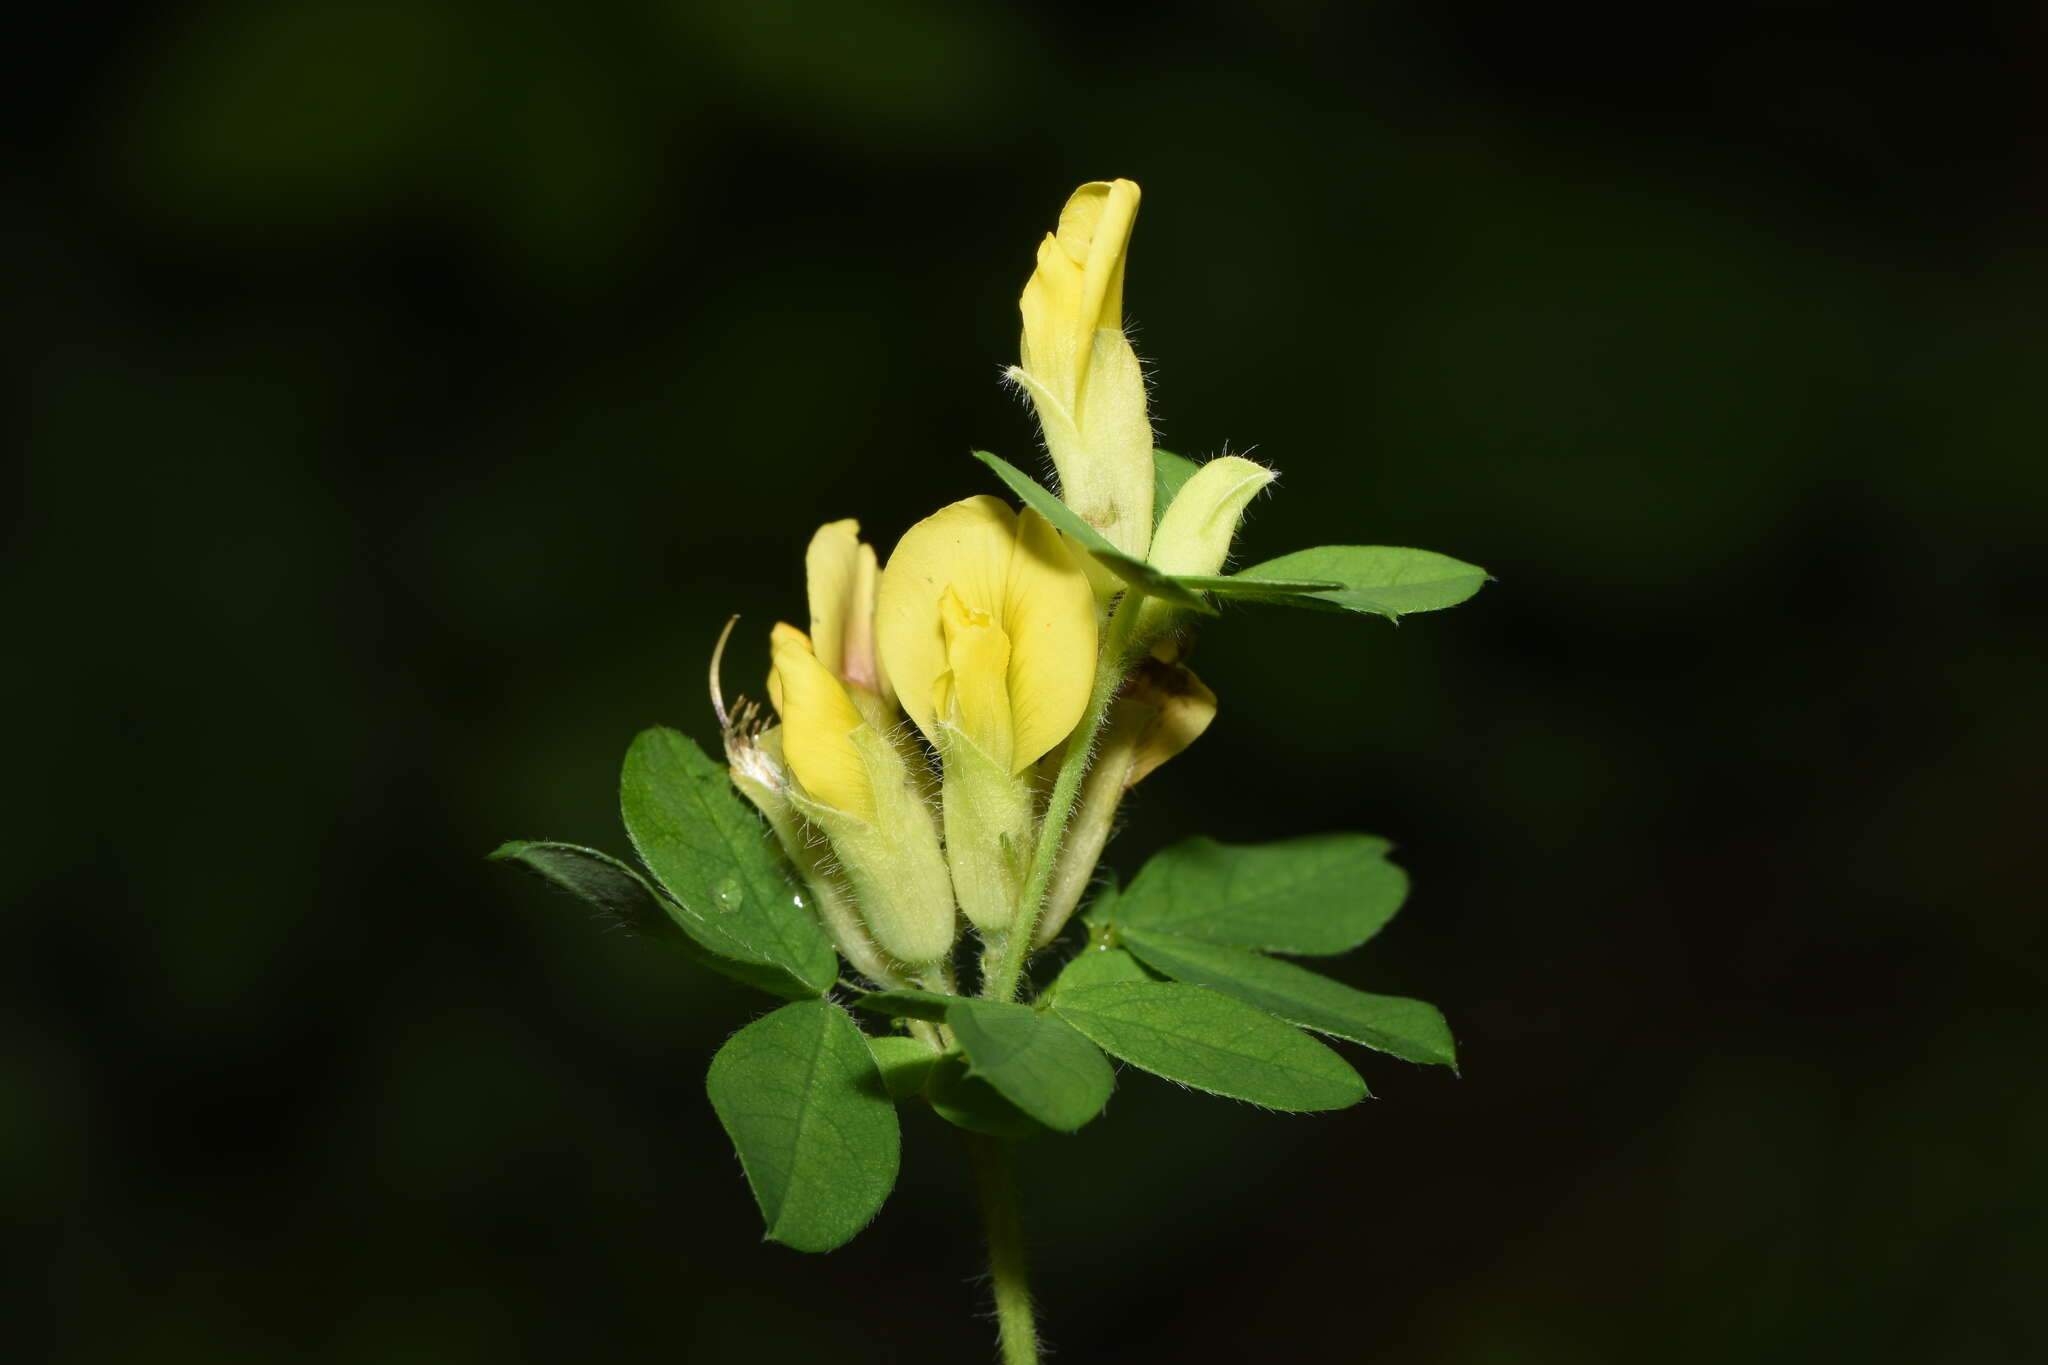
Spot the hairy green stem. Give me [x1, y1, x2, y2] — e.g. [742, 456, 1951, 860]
[982, 592, 1143, 1002]
[962, 1132, 1038, 1365]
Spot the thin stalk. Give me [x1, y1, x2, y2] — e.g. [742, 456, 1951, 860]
[962, 1132, 1038, 1365]
[982, 592, 1144, 1002]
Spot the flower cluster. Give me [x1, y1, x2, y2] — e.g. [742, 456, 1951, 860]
[716, 179, 1257, 993]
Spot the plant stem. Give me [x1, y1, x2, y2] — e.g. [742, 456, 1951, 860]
[962, 1132, 1038, 1365]
[982, 592, 1144, 1002]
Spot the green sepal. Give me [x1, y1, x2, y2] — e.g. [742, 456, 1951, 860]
[705, 1000, 899, 1253]
[1051, 981, 1367, 1111]
[971, 450, 1214, 612]
[619, 727, 838, 995]
[947, 999, 1114, 1132]
[1112, 834, 1409, 956]
[488, 840, 819, 1000]
[927, 1054, 1052, 1140]
[865, 1034, 942, 1101]
[852, 989, 957, 1023]
[1223, 546, 1489, 620]
[1151, 448, 1200, 527]
[1118, 928, 1457, 1068]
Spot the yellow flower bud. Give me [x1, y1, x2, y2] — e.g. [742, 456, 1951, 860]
[1012, 179, 1155, 566]
[1147, 455, 1276, 578]
[767, 622, 956, 965]
[1138, 455, 1276, 641]
[768, 622, 876, 821]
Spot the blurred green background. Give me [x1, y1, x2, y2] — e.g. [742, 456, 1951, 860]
[13, 1, 2045, 1360]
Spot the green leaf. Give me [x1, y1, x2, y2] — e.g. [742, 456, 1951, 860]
[1118, 929, 1457, 1068]
[705, 1000, 899, 1252]
[865, 1034, 941, 1101]
[926, 1054, 1052, 1140]
[488, 840, 816, 999]
[947, 999, 1114, 1132]
[1171, 572, 1343, 597]
[1078, 876, 1121, 929]
[1111, 835, 1409, 956]
[619, 727, 837, 996]
[1052, 982, 1366, 1111]
[487, 840, 673, 936]
[971, 450, 1213, 612]
[1045, 944, 1155, 1001]
[852, 989, 956, 1023]
[1227, 546, 1489, 619]
[1152, 448, 1200, 526]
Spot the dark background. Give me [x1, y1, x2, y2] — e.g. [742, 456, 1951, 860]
[13, 2, 2045, 1360]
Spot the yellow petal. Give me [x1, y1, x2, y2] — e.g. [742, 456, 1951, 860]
[768, 622, 875, 821]
[1062, 179, 1139, 364]
[936, 588, 1014, 770]
[1001, 507, 1097, 771]
[876, 498, 1097, 774]
[804, 519, 893, 709]
[804, 520, 862, 681]
[1019, 179, 1141, 403]
[876, 496, 1019, 747]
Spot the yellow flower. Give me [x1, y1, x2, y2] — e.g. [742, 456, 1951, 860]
[765, 620, 955, 966]
[877, 495, 1098, 936]
[876, 495, 1097, 775]
[767, 622, 876, 821]
[1011, 179, 1155, 565]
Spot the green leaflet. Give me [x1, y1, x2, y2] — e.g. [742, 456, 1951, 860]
[1112, 834, 1408, 956]
[854, 992, 1115, 1131]
[1045, 944, 1155, 1000]
[619, 726, 837, 996]
[1118, 928, 1457, 1068]
[971, 450, 1213, 612]
[1172, 572, 1342, 597]
[705, 1000, 899, 1253]
[865, 1034, 942, 1101]
[1051, 981, 1366, 1112]
[1224, 545, 1489, 619]
[947, 999, 1114, 1132]
[852, 989, 956, 1023]
[1151, 448, 1200, 527]
[487, 840, 815, 999]
[927, 1054, 1051, 1140]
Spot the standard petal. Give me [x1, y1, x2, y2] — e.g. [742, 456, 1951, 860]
[1063, 179, 1139, 353]
[876, 495, 1017, 747]
[768, 623, 876, 821]
[1001, 508, 1099, 771]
